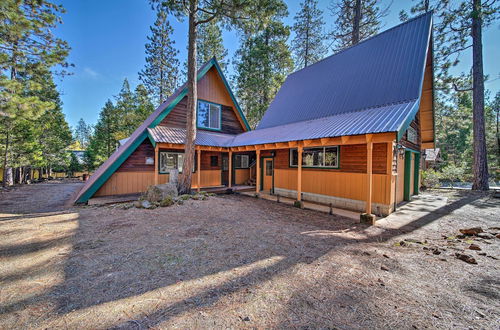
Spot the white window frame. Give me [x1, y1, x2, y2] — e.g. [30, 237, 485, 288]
[197, 100, 221, 130]
[289, 146, 339, 168]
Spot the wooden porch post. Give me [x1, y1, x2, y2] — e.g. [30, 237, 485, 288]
[154, 144, 159, 185]
[228, 151, 233, 188]
[256, 149, 261, 194]
[197, 148, 201, 192]
[366, 138, 373, 214]
[297, 145, 303, 201]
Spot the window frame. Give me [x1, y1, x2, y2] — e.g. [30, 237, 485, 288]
[234, 154, 250, 169]
[158, 151, 185, 174]
[289, 146, 340, 169]
[197, 99, 222, 131]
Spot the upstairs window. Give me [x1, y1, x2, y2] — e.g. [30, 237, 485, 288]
[197, 100, 221, 130]
[289, 146, 339, 168]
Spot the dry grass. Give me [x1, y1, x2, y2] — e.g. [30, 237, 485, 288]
[0, 183, 499, 329]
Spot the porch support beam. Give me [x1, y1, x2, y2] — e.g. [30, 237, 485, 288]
[154, 144, 159, 185]
[228, 151, 232, 188]
[366, 135, 373, 215]
[256, 149, 261, 194]
[297, 145, 303, 201]
[197, 148, 201, 192]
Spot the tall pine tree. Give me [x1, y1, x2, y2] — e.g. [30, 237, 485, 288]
[328, 0, 389, 52]
[292, 0, 327, 69]
[234, 0, 293, 128]
[85, 100, 117, 170]
[139, 9, 180, 106]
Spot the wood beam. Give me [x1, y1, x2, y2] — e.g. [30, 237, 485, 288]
[256, 150, 261, 194]
[154, 144, 159, 185]
[366, 141, 373, 215]
[197, 148, 201, 192]
[297, 145, 303, 201]
[228, 151, 232, 188]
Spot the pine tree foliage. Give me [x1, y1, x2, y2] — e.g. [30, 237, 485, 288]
[0, 0, 71, 185]
[328, 0, 389, 52]
[139, 9, 180, 106]
[234, 0, 293, 128]
[197, 17, 228, 70]
[74, 118, 92, 149]
[292, 0, 327, 69]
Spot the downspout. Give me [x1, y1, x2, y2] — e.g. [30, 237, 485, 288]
[393, 143, 404, 212]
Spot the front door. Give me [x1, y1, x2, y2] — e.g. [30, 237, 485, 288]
[221, 153, 229, 186]
[263, 158, 274, 193]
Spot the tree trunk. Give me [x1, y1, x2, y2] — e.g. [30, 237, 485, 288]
[2, 129, 12, 187]
[352, 0, 361, 45]
[178, 0, 198, 194]
[471, 0, 489, 190]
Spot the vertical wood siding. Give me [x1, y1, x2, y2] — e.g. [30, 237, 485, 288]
[234, 169, 250, 184]
[419, 47, 434, 146]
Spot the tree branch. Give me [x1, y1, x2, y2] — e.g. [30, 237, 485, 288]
[453, 83, 473, 92]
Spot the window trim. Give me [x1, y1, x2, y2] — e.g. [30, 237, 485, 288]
[289, 146, 340, 169]
[197, 99, 222, 131]
[158, 151, 185, 174]
[234, 154, 250, 169]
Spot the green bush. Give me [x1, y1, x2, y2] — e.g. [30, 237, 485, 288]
[159, 196, 174, 207]
[179, 194, 191, 201]
[421, 169, 440, 189]
[439, 164, 465, 186]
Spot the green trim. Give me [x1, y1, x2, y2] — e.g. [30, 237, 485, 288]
[210, 59, 251, 131]
[77, 133, 148, 203]
[196, 99, 222, 131]
[414, 153, 420, 195]
[147, 131, 156, 148]
[288, 146, 340, 169]
[403, 150, 412, 201]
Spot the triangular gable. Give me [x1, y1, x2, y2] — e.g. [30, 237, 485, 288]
[75, 58, 249, 203]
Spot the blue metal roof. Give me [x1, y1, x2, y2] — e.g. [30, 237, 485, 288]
[257, 12, 432, 131]
[148, 126, 235, 147]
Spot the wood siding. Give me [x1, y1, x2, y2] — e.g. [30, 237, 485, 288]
[400, 114, 421, 151]
[159, 67, 246, 134]
[117, 140, 155, 172]
[274, 169, 391, 205]
[419, 45, 434, 148]
[234, 169, 250, 185]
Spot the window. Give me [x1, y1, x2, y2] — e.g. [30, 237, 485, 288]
[266, 160, 273, 176]
[159, 152, 184, 173]
[407, 126, 418, 144]
[290, 146, 339, 168]
[197, 100, 221, 130]
[234, 155, 249, 168]
[210, 156, 218, 167]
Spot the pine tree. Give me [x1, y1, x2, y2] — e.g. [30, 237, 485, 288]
[234, 1, 293, 128]
[328, 0, 389, 52]
[139, 9, 180, 105]
[402, 0, 499, 190]
[292, 0, 327, 69]
[74, 118, 92, 149]
[114, 78, 136, 139]
[152, 0, 285, 194]
[0, 0, 71, 185]
[86, 100, 117, 169]
[133, 84, 155, 124]
[197, 17, 228, 70]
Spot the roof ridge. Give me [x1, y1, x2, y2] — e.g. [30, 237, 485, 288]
[288, 11, 432, 77]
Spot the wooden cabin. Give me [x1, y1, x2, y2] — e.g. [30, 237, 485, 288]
[75, 13, 435, 217]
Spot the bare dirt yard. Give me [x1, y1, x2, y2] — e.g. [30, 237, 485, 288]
[0, 181, 499, 329]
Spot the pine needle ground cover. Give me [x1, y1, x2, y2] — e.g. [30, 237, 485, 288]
[0, 183, 499, 328]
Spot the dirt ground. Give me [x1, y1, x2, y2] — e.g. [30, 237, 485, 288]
[0, 181, 499, 329]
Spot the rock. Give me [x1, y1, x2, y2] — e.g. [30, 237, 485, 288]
[496, 234, 500, 239]
[134, 201, 143, 208]
[360, 213, 376, 225]
[455, 253, 477, 264]
[477, 232, 494, 239]
[168, 169, 179, 185]
[404, 238, 424, 244]
[143, 183, 178, 203]
[459, 227, 483, 236]
[383, 254, 390, 259]
[468, 244, 481, 251]
[141, 200, 152, 209]
[380, 265, 389, 271]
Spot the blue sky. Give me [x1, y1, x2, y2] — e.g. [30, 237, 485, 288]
[55, 0, 500, 128]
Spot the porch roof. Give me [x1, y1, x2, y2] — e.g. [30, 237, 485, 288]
[147, 126, 236, 147]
